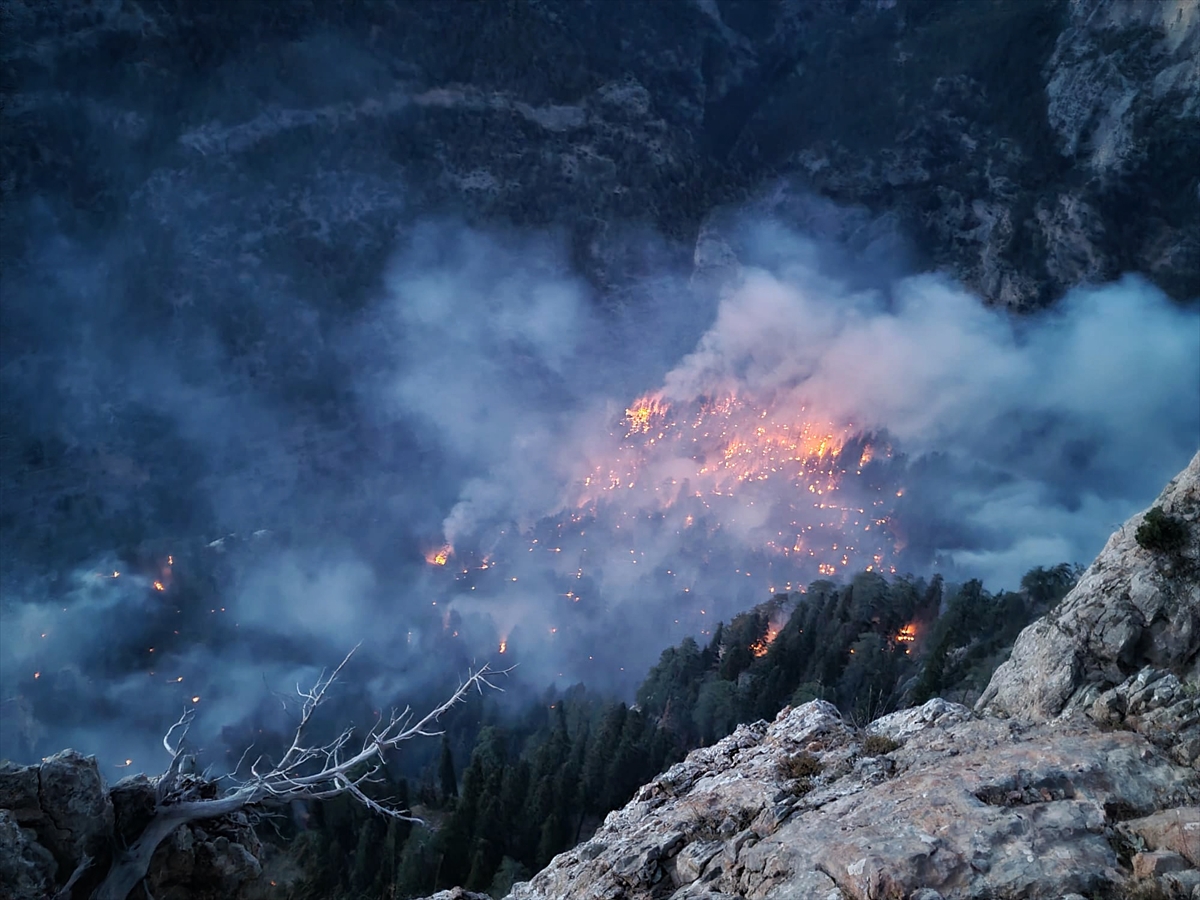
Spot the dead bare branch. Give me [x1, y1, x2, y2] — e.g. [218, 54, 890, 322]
[90, 649, 508, 900]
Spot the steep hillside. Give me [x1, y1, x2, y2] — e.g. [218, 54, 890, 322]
[3, 0, 1197, 316]
[496, 453, 1199, 900]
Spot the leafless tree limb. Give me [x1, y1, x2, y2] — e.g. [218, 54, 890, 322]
[90, 648, 506, 900]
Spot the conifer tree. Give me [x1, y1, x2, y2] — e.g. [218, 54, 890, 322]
[439, 734, 459, 800]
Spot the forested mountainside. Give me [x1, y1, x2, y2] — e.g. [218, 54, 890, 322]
[2, 559, 1079, 899]
[494, 453, 1200, 900]
[2, 1, 1199, 898]
[4, 0, 1199, 580]
[277, 564, 1078, 899]
[4, 0, 1197, 318]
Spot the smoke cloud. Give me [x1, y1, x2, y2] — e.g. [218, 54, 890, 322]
[2, 34, 1197, 778]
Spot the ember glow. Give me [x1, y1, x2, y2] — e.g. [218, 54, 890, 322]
[567, 388, 900, 580]
[588, 391, 849, 502]
[895, 624, 917, 643]
[423, 383, 903, 666]
[425, 544, 453, 567]
[750, 621, 783, 658]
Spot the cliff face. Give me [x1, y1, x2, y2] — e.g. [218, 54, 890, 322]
[499, 454, 1200, 900]
[3, 0, 1197, 575]
[2, 0, 1197, 311]
[979, 450, 1200, 726]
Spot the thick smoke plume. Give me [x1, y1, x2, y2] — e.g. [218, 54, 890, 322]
[2, 202, 1196, 776]
[2, 8, 1198, 778]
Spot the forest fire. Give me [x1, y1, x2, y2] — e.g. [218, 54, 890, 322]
[421, 385, 903, 651]
[598, 391, 850, 498]
[749, 621, 782, 658]
[625, 395, 671, 435]
[895, 623, 917, 643]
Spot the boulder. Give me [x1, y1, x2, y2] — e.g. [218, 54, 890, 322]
[0, 809, 56, 900]
[978, 451, 1200, 722]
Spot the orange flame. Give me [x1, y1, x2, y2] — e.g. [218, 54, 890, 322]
[153, 581, 165, 592]
[625, 394, 670, 435]
[498, 639, 508, 654]
[425, 544, 453, 566]
[749, 621, 783, 658]
[895, 623, 917, 643]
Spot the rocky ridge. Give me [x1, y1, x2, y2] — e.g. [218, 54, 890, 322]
[3, 0, 1197, 314]
[0, 752, 262, 900]
[980, 449, 1200, 764]
[498, 452, 1200, 900]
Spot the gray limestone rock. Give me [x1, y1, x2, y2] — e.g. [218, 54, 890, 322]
[505, 696, 1199, 899]
[978, 450, 1200, 723]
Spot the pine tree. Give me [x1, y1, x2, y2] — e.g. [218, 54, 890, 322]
[439, 734, 459, 800]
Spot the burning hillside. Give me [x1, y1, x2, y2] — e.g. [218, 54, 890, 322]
[573, 390, 898, 575]
[422, 386, 905, 663]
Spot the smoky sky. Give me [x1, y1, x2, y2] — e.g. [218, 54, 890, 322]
[2, 11, 1198, 779]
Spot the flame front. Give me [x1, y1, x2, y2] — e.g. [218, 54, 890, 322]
[895, 623, 917, 643]
[573, 389, 898, 579]
[750, 621, 783, 658]
[625, 394, 671, 435]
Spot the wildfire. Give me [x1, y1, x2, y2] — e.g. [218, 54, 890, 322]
[625, 394, 671, 435]
[895, 623, 917, 643]
[426, 384, 903, 642]
[581, 392, 878, 511]
[749, 621, 783, 658]
[153, 581, 165, 592]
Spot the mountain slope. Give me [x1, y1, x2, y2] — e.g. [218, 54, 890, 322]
[500, 452, 1200, 900]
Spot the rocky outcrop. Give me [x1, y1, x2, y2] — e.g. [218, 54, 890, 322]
[505, 699, 1198, 900]
[0, 754, 263, 900]
[0, 749, 113, 892]
[979, 449, 1200, 724]
[500, 455, 1200, 900]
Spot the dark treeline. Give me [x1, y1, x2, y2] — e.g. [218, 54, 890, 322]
[274, 563, 1079, 898]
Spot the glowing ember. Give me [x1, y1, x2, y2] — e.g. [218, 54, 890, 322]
[749, 620, 783, 658]
[895, 623, 917, 643]
[153, 581, 165, 592]
[624, 394, 671, 435]
[425, 544, 453, 566]
[574, 393, 899, 584]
